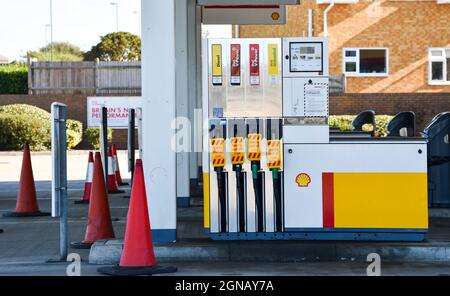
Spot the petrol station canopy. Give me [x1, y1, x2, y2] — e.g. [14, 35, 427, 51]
[199, 0, 300, 24]
[197, 0, 299, 4]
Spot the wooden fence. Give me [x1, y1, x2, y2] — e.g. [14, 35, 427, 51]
[28, 60, 141, 95]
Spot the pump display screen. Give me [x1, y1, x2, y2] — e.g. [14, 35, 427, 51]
[289, 42, 323, 73]
[300, 47, 315, 54]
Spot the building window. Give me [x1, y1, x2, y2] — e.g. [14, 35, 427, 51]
[429, 48, 450, 85]
[343, 48, 389, 77]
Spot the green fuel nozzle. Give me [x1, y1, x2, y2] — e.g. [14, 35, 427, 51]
[252, 164, 258, 180]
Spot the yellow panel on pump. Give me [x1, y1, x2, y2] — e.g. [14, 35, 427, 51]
[211, 44, 223, 86]
[333, 173, 428, 229]
[203, 172, 210, 229]
[268, 44, 279, 77]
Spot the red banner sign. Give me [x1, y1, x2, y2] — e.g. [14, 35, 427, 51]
[249, 44, 260, 86]
[230, 44, 241, 86]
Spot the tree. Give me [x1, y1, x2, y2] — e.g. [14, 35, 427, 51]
[84, 32, 141, 62]
[28, 42, 84, 61]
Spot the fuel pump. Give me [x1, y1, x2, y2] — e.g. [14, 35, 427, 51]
[247, 119, 265, 233]
[204, 37, 428, 242]
[204, 38, 282, 237]
[229, 120, 247, 232]
[210, 120, 228, 233]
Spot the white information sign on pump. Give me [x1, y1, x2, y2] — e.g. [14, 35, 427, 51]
[304, 83, 329, 117]
[87, 97, 142, 129]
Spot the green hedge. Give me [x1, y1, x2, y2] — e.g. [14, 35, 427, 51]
[0, 64, 28, 94]
[329, 115, 394, 137]
[0, 114, 50, 151]
[84, 128, 113, 150]
[0, 104, 83, 151]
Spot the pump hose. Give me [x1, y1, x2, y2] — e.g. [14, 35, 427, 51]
[216, 168, 227, 233]
[252, 163, 264, 233]
[272, 168, 282, 232]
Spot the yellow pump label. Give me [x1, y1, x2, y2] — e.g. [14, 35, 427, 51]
[247, 134, 262, 161]
[267, 140, 282, 169]
[211, 138, 226, 167]
[230, 137, 245, 165]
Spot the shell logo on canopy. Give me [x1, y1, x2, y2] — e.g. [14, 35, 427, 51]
[296, 173, 311, 188]
[271, 12, 280, 21]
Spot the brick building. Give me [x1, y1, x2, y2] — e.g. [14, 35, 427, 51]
[239, 0, 450, 93]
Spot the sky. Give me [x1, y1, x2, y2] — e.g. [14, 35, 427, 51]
[0, 0, 231, 62]
[0, 0, 140, 61]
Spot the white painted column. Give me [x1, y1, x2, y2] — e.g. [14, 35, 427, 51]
[175, 0, 191, 208]
[187, 0, 199, 187]
[196, 5, 204, 171]
[141, 0, 177, 242]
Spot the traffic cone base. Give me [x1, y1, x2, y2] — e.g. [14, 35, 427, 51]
[3, 211, 50, 218]
[70, 242, 93, 250]
[74, 200, 89, 205]
[108, 177, 125, 194]
[111, 144, 129, 186]
[109, 190, 126, 194]
[107, 148, 125, 194]
[98, 265, 178, 276]
[108, 189, 126, 194]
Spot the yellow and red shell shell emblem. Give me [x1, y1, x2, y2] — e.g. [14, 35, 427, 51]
[271, 12, 280, 21]
[296, 173, 311, 188]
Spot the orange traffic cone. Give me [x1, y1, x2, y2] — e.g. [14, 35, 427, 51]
[112, 144, 128, 186]
[74, 152, 94, 205]
[98, 160, 177, 276]
[108, 148, 125, 194]
[3, 143, 50, 218]
[71, 152, 115, 249]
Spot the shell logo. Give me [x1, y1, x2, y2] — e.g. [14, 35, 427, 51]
[271, 12, 280, 21]
[296, 173, 311, 188]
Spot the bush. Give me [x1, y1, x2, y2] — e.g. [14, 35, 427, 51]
[374, 115, 394, 138]
[66, 119, 83, 150]
[0, 64, 28, 94]
[66, 120, 83, 150]
[0, 104, 83, 150]
[66, 119, 83, 136]
[66, 130, 81, 150]
[84, 127, 113, 150]
[329, 115, 394, 137]
[0, 104, 51, 121]
[28, 42, 85, 62]
[0, 114, 50, 151]
[329, 115, 355, 132]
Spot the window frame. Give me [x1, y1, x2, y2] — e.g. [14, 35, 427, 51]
[342, 47, 389, 77]
[428, 48, 450, 86]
